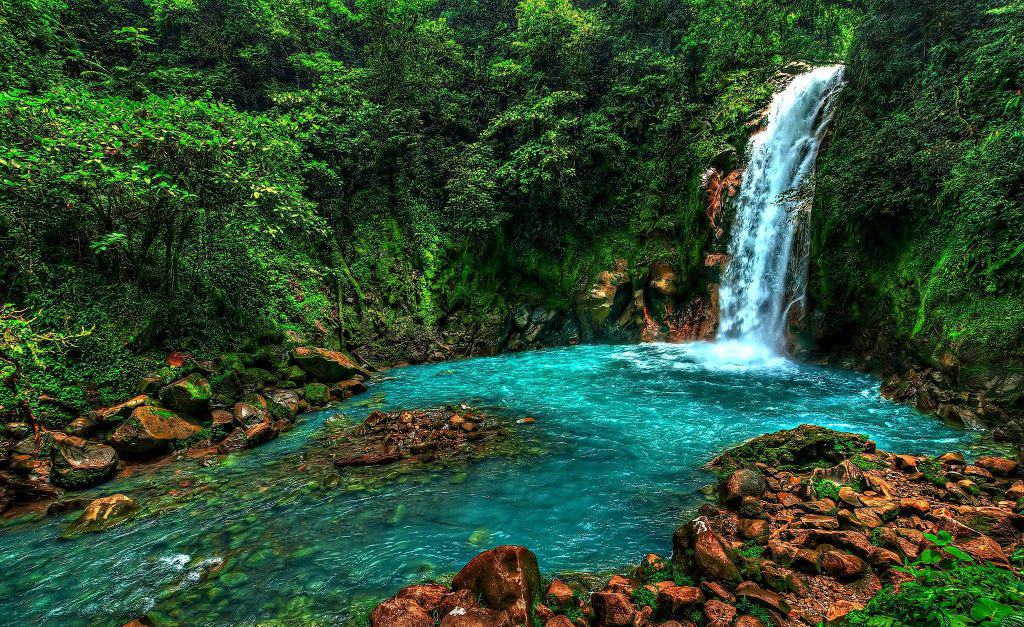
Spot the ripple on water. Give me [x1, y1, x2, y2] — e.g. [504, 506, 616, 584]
[0, 343, 976, 626]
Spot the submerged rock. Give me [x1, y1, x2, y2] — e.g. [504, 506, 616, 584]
[63, 494, 139, 537]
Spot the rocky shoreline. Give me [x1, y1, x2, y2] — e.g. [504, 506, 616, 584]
[368, 425, 1024, 627]
[0, 345, 372, 515]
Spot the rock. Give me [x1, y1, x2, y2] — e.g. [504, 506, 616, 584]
[370, 596, 434, 627]
[720, 469, 767, 508]
[899, 498, 931, 516]
[673, 516, 741, 582]
[965, 465, 994, 480]
[956, 534, 1009, 566]
[546, 579, 574, 607]
[109, 406, 200, 457]
[893, 454, 918, 472]
[738, 518, 769, 540]
[1006, 481, 1024, 501]
[867, 547, 903, 570]
[217, 428, 248, 454]
[264, 388, 301, 421]
[657, 586, 704, 619]
[96, 395, 158, 424]
[735, 581, 790, 615]
[331, 379, 368, 399]
[826, 460, 864, 485]
[820, 550, 867, 580]
[334, 449, 403, 467]
[396, 584, 449, 611]
[703, 599, 736, 627]
[976, 456, 1018, 477]
[439, 608, 511, 627]
[710, 425, 869, 471]
[545, 617, 574, 627]
[210, 409, 234, 440]
[735, 617, 764, 627]
[159, 374, 212, 414]
[65, 414, 100, 437]
[304, 382, 331, 406]
[825, 600, 863, 623]
[63, 494, 139, 537]
[939, 452, 965, 465]
[244, 418, 278, 448]
[50, 436, 119, 489]
[292, 347, 370, 382]
[590, 591, 635, 626]
[452, 545, 541, 624]
[436, 589, 479, 619]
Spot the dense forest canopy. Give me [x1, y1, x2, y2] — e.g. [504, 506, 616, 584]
[1, 0, 1022, 416]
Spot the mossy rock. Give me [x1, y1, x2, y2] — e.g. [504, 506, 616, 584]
[291, 347, 369, 383]
[50, 438, 119, 489]
[159, 374, 212, 414]
[109, 406, 202, 457]
[709, 425, 870, 473]
[240, 367, 276, 389]
[304, 383, 330, 406]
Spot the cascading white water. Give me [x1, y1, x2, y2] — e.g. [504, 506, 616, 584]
[718, 65, 845, 350]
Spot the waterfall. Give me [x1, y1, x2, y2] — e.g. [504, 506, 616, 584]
[717, 65, 845, 350]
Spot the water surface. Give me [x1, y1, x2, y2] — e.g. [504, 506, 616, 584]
[0, 343, 973, 625]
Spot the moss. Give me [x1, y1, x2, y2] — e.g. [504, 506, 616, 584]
[711, 425, 869, 473]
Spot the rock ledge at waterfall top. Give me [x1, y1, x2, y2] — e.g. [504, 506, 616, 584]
[365, 426, 1024, 627]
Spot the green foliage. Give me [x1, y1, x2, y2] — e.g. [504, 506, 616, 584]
[631, 585, 657, 609]
[0, 0, 858, 411]
[848, 531, 1024, 627]
[812, 0, 1024, 373]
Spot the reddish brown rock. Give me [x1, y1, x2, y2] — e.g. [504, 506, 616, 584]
[939, 452, 965, 466]
[1006, 480, 1024, 501]
[976, 456, 1018, 477]
[604, 575, 634, 595]
[109, 406, 201, 457]
[545, 617, 574, 627]
[720, 469, 767, 508]
[956, 534, 1009, 566]
[546, 579, 574, 607]
[703, 600, 736, 627]
[900, 498, 931, 516]
[452, 545, 541, 624]
[893, 455, 918, 472]
[436, 589, 479, 619]
[439, 608, 511, 627]
[657, 586, 704, 619]
[292, 347, 370, 382]
[590, 591, 636, 626]
[739, 518, 769, 540]
[673, 517, 740, 582]
[820, 550, 867, 580]
[825, 600, 863, 623]
[734, 617, 764, 627]
[371, 596, 434, 627]
[735, 581, 790, 614]
[396, 583, 449, 611]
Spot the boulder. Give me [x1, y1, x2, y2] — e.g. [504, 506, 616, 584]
[264, 388, 300, 421]
[820, 550, 867, 580]
[396, 584, 449, 611]
[159, 374, 212, 414]
[899, 498, 931, 516]
[109, 406, 200, 457]
[292, 347, 369, 382]
[304, 382, 331, 406]
[370, 597, 434, 627]
[976, 456, 1018, 477]
[825, 601, 863, 623]
[738, 518, 769, 541]
[210, 409, 234, 440]
[590, 591, 636, 626]
[436, 589, 479, 619]
[657, 585, 704, 619]
[735, 581, 790, 615]
[545, 617, 574, 627]
[63, 494, 139, 537]
[439, 608, 511, 627]
[96, 395, 157, 424]
[50, 436, 119, 489]
[546, 579, 574, 607]
[673, 516, 741, 582]
[720, 469, 767, 508]
[704, 599, 736, 627]
[451, 545, 541, 624]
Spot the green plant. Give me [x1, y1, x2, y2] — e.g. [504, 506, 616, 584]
[739, 544, 766, 560]
[631, 585, 657, 609]
[848, 531, 1024, 627]
[737, 598, 774, 625]
[812, 479, 842, 501]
